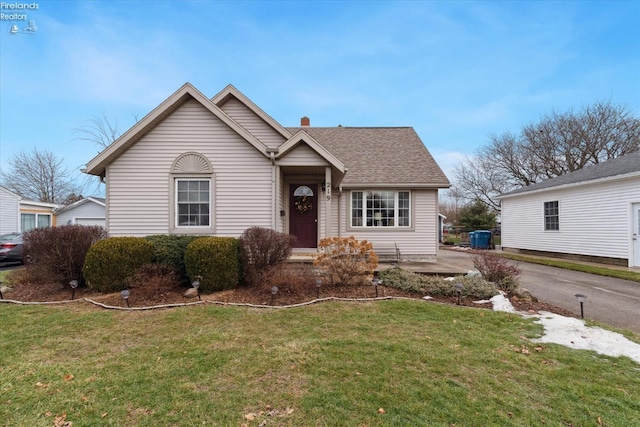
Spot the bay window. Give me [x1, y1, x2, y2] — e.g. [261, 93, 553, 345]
[351, 190, 411, 228]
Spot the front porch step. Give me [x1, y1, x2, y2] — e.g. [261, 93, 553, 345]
[288, 253, 316, 263]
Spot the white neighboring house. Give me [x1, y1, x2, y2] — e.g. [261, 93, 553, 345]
[499, 150, 640, 268]
[19, 200, 61, 232]
[54, 197, 106, 227]
[0, 185, 21, 234]
[83, 83, 451, 260]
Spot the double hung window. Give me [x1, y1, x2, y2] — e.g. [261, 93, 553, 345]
[177, 179, 210, 227]
[544, 201, 559, 231]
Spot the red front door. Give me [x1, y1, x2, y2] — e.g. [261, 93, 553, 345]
[289, 184, 318, 248]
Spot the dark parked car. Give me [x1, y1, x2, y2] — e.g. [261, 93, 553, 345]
[0, 233, 23, 263]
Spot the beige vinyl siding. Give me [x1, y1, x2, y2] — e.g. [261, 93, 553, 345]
[501, 176, 640, 260]
[107, 99, 273, 237]
[277, 168, 285, 233]
[333, 189, 439, 258]
[278, 143, 330, 166]
[219, 98, 286, 149]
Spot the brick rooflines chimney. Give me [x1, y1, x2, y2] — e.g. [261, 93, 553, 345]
[301, 116, 310, 126]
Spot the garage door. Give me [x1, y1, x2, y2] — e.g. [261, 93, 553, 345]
[76, 218, 105, 227]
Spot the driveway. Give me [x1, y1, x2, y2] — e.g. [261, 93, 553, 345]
[437, 249, 640, 334]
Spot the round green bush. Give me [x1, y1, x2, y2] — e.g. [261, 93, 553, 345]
[145, 234, 203, 285]
[185, 237, 241, 293]
[83, 237, 154, 293]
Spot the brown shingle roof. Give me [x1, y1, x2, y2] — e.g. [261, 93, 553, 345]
[286, 127, 450, 187]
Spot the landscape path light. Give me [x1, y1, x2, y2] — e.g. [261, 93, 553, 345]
[575, 294, 587, 319]
[372, 277, 380, 298]
[0, 280, 3, 299]
[315, 278, 322, 299]
[454, 283, 464, 305]
[192, 280, 201, 301]
[270, 286, 278, 306]
[121, 289, 130, 308]
[69, 280, 78, 300]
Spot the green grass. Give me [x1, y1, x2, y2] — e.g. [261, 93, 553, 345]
[1, 301, 638, 426]
[497, 252, 640, 283]
[0, 269, 10, 284]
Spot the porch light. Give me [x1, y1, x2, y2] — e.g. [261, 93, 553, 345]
[372, 277, 379, 298]
[315, 278, 322, 299]
[575, 294, 587, 319]
[192, 280, 201, 301]
[454, 283, 464, 305]
[121, 289, 130, 308]
[270, 286, 278, 305]
[69, 280, 78, 300]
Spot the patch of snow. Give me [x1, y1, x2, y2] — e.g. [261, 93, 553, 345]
[488, 293, 640, 365]
[531, 313, 640, 364]
[422, 296, 433, 300]
[489, 293, 517, 313]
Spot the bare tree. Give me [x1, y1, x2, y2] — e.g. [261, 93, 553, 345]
[453, 154, 514, 210]
[0, 149, 82, 204]
[73, 113, 121, 149]
[455, 100, 640, 208]
[439, 186, 466, 237]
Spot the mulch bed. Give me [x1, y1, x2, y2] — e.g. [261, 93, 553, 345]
[1, 266, 577, 318]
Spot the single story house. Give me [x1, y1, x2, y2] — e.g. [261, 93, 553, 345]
[19, 200, 60, 232]
[0, 185, 20, 234]
[84, 83, 450, 260]
[54, 197, 106, 227]
[499, 150, 640, 267]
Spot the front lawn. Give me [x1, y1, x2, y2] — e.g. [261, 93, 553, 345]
[1, 301, 638, 426]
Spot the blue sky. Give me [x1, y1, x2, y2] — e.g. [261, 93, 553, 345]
[1, 0, 639, 196]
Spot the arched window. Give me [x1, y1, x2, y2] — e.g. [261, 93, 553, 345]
[170, 153, 214, 231]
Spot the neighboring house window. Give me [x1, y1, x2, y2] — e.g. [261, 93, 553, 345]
[544, 201, 559, 231]
[21, 213, 51, 232]
[176, 179, 210, 227]
[351, 191, 411, 227]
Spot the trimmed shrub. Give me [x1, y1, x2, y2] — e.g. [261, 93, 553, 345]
[83, 237, 154, 293]
[313, 236, 378, 286]
[145, 234, 203, 285]
[22, 225, 107, 286]
[239, 226, 296, 286]
[471, 250, 521, 294]
[184, 237, 241, 292]
[124, 264, 182, 300]
[379, 267, 499, 300]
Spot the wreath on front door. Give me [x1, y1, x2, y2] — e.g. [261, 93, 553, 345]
[295, 195, 313, 214]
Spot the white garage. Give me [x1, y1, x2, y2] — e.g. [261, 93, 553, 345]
[55, 197, 106, 228]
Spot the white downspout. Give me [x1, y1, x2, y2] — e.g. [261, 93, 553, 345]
[338, 186, 343, 237]
[268, 149, 278, 230]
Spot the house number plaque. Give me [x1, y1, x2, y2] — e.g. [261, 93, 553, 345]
[325, 181, 331, 201]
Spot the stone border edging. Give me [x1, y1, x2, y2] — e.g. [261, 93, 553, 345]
[0, 295, 422, 310]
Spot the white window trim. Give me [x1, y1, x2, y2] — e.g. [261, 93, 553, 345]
[350, 190, 412, 229]
[175, 178, 212, 228]
[169, 152, 215, 234]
